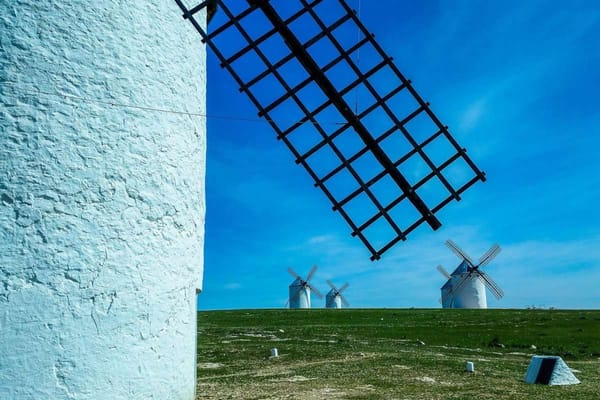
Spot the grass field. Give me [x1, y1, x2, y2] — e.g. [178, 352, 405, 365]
[196, 309, 600, 399]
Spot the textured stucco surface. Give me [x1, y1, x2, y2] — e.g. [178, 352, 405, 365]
[0, 1, 206, 399]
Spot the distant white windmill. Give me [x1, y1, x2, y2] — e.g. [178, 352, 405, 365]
[437, 239, 503, 309]
[287, 266, 323, 309]
[325, 280, 350, 309]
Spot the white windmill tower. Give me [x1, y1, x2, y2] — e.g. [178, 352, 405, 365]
[325, 280, 350, 309]
[0, 2, 206, 399]
[287, 266, 323, 309]
[437, 240, 504, 309]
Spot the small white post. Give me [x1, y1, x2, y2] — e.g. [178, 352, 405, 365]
[466, 361, 475, 372]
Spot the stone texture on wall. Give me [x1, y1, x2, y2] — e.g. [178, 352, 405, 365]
[0, 1, 206, 399]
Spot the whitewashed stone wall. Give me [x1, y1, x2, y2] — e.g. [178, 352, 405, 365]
[289, 281, 311, 309]
[455, 277, 487, 308]
[0, 1, 206, 399]
[442, 275, 487, 309]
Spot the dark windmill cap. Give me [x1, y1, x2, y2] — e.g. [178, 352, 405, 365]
[207, 0, 218, 23]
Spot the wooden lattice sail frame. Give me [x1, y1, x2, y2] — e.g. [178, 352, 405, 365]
[175, 0, 486, 260]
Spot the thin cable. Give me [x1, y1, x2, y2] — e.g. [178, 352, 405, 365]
[0, 80, 347, 127]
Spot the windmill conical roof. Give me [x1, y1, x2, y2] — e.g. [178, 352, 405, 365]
[289, 277, 304, 286]
[441, 260, 471, 290]
[451, 260, 471, 275]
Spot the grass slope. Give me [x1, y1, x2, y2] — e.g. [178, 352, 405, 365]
[197, 309, 600, 399]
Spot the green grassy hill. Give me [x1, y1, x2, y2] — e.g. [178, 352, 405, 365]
[196, 309, 600, 399]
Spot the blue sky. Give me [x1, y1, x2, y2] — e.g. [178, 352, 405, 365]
[199, 0, 600, 310]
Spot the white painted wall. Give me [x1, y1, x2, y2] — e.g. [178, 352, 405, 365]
[325, 290, 342, 308]
[289, 279, 311, 308]
[0, 1, 206, 399]
[441, 275, 487, 309]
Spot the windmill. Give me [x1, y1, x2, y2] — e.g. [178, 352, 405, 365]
[438, 239, 503, 309]
[287, 265, 323, 308]
[325, 280, 349, 309]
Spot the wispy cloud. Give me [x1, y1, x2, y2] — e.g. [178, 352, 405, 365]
[223, 282, 242, 290]
[494, 238, 600, 309]
[457, 98, 487, 134]
[307, 234, 337, 245]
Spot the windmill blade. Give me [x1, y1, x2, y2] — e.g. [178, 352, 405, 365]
[436, 265, 451, 280]
[445, 239, 475, 266]
[477, 244, 500, 265]
[307, 284, 324, 299]
[446, 271, 472, 299]
[477, 271, 503, 299]
[337, 282, 349, 294]
[326, 279, 337, 291]
[478, 271, 504, 300]
[284, 299, 290, 309]
[478, 244, 502, 268]
[305, 264, 318, 282]
[287, 267, 302, 281]
[339, 293, 350, 308]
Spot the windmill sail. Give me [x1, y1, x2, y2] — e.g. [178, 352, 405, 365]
[436, 265, 451, 279]
[340, 295, 350, 307]
[309, 284, 324, 298]
[287, 267, 303, 282]
[478, 270, 504, 299]
[478, 244, 501, 267]
[337, 282, 350, 307]
[337, 282, 349, 293]
[305, 264, 318, 282]
[176, 0, 486, 260]
[445, 239, 475, 266]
